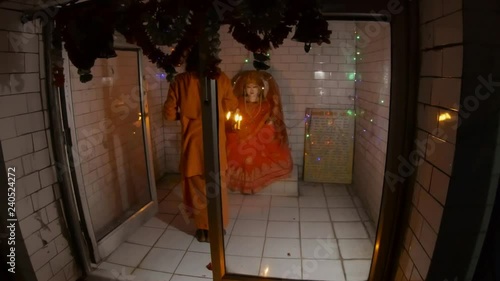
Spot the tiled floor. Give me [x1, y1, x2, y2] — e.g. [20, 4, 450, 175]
[91, 174, 377, 281]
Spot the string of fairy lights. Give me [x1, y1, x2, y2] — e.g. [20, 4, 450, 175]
[301, 27, 392, 163]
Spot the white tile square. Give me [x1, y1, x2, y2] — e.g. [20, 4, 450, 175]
[352, 197, 364, 208]
[301, 239, 340, 259]
[260, 258, 302, 279]
[338, 239, 374, 259]
[300, 222, 335, 238]
[327, 196, 355, 208]
[271, 182, 285, 194]
[131, 269, 172, 281]
[343, 260, 371, 281]
[143, 214, 175, 229]
[357, 208, 370, 221]
[364, 221, 377, 238]
[302, 259, 345, 281]
[300, 208, 330, 221]
[266, 221, 299, 238]
[106, 243, 151, 267]
[225, 219, 236, 235]
[229, 204, 240, 219]
[127, 226, 164, 246]
[330, 208, 361, 222]
[299, 185, 324, 196]
[232, 219, 268, 237]
[226, 256, 261, 276]
[333, 222, 368, 239]
[259, 186, 274, 195]
[94, 262, 134, 280]
[155, 229, 194, 250]
[187, 239, 211, 253]
[269, 207, 299, 221]
[263, 238, 301, 259]
[284, 182, 298, 196]
[271, 196, 299, 207]
[324, 185, 349, 196]
[299, 196, 327, 208]
[238, 206, 269, 220]
[229, 194, 244, 205]
[175, 252, 212, 278]
[226, 236, 265, 257]
[242, 195, 271, 206]
[35, 263, 52, 281]
[139, 248, 185, 273]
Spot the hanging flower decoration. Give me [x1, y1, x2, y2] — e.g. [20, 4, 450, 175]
[52, 0, 331, 84]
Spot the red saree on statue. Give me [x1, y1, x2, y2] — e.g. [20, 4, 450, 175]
[226, 71, 293, 194]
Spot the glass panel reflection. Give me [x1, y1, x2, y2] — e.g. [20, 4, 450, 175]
[69, 50, 151, 240]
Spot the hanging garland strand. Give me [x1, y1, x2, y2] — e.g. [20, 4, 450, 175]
[53, 0, 332, 84]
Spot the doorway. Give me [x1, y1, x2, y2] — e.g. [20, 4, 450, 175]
[85, 15, 411, 281]
[61, 47, 158, 263]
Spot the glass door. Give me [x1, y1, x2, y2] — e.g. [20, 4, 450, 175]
[62, 48, 158, 263]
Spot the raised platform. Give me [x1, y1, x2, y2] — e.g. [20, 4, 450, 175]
[229, 165, 299, 197]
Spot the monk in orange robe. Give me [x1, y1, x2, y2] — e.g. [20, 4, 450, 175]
[163, 48, 238, 242]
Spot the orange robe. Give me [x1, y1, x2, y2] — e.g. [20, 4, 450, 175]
[163, 72, 238, 230]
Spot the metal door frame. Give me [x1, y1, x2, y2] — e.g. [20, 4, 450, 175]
[61, 44, 158, 264]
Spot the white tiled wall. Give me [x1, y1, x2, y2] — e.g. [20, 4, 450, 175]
[395, 0, 463, 280]
[0, 5, 81, 281]
[162, 21, 357, 176]
[352, 21, 391, 224]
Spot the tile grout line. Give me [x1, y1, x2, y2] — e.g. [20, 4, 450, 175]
[131, 183, 179, 276]
[254, 194, 271, 277]
[134, 178, 184, 278]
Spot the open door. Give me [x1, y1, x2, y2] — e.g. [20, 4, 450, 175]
[61, 46, 158, 263]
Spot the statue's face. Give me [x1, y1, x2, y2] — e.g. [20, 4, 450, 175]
[245, 83, 260, 102]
